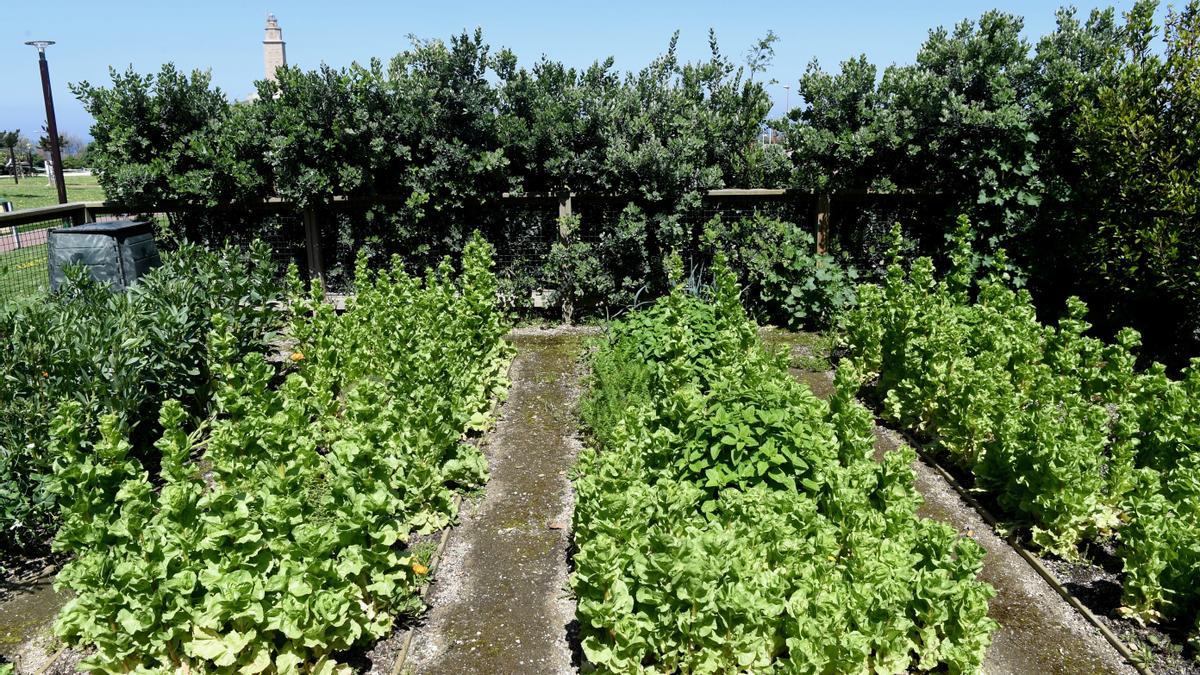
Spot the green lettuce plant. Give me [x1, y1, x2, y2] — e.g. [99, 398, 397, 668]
[574, 259, 996, 673]
[842, 218, 1200, 642]
[49, 234, 511, 672]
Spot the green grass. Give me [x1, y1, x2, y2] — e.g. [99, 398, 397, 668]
[0, 243, 49, 302]
[0, 174, 106, 210]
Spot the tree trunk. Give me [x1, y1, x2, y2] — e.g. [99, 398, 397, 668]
[7, 147, 16, 185]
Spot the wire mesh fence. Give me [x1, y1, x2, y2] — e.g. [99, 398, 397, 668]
[314, 196, 562, 296]
[830, 193, 958, 278]
[0, 211, 77, 301]
[92, 207, 309, 280]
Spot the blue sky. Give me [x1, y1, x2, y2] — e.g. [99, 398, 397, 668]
[0, 0, 1154, 141]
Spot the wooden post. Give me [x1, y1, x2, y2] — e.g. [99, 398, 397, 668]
[70, 204, 93, 226]
[302, 207, 325, 288]
[558, 193, 574, 324]
[816, 192, 831, 255]
[557, 193, 573, 236]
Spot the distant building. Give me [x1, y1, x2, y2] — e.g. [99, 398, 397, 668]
[263, 13, 287, 81]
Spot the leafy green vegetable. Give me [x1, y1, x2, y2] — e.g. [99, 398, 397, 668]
[574, 259, 996, 673]
[842, 218, 1200, 640]
[49, 234, 511, 671]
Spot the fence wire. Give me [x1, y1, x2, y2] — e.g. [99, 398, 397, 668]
[93, 209, 308, 280]
[0, 215, 76, 301]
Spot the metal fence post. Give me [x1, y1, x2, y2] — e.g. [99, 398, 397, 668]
[558, 193, 574, 324]
[816, 192, 831, 255]
[302, 207, 326, 288]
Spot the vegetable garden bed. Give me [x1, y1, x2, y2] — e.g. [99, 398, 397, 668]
[1, 236, 513, 673]
[570, 264, 997, 672]
[840, 222, 1200, 673]
[3, 220, 1198, 674]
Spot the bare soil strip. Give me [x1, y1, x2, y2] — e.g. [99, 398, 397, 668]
[405, 326, 594, 675]
[761, 327, 1134, 675]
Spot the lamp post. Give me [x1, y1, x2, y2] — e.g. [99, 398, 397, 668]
[25, 40, 67, 204]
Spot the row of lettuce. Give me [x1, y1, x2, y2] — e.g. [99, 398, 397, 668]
[572, 218, 1200, 670]
[571, 263, 998, 673]
[841, 221, 1200, 647]
[2, 237, 511, 671]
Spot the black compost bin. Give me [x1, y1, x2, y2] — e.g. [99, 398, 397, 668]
[48, 220, 161, 292]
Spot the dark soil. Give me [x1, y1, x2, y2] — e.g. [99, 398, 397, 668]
[1043, 546, 1200, 675]
[0, 550, 59, 607]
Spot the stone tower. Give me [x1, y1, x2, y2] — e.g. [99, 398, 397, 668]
[263, 13, 286, 82]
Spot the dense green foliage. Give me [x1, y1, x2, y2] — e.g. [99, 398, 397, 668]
[74, 31, 775, 211]
[574, 262, 996, 673]
[786, 0, 1200, 365]
[72, 2, 1200, 355]
[73, 30, 776, 297]
[69, 65, 271, 209]
[73, 3, 1199, 356]
[544, 211, 857, 328]
[842, 220, 1200, 643]
[48, 235, 510, 671]
[0, 243, 283, 554]
[703, 213, 858, 329]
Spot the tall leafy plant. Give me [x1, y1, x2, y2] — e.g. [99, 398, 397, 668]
[842, 218, 1200, 642]
[574, 260, 996, 672]
[0, 242, 284, 554]
[49, 235, 511, 671]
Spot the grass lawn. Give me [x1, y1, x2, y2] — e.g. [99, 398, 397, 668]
[0, 243, 49, 301]
[0, 174, 107, 210]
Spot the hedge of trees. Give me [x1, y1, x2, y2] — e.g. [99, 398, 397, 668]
[785, 0, 1199, 366]
[72, 30, 780, 219]
[73, 1, 1198, 364]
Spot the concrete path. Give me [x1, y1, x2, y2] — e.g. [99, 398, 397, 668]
[762, 328, 1134, 675]
[0, 560, 66, 674]
[876, 425, 1133, 674]
[405, 327, 595, 675]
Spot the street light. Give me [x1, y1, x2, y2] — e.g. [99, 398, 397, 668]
[25, 40, 68, 204]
